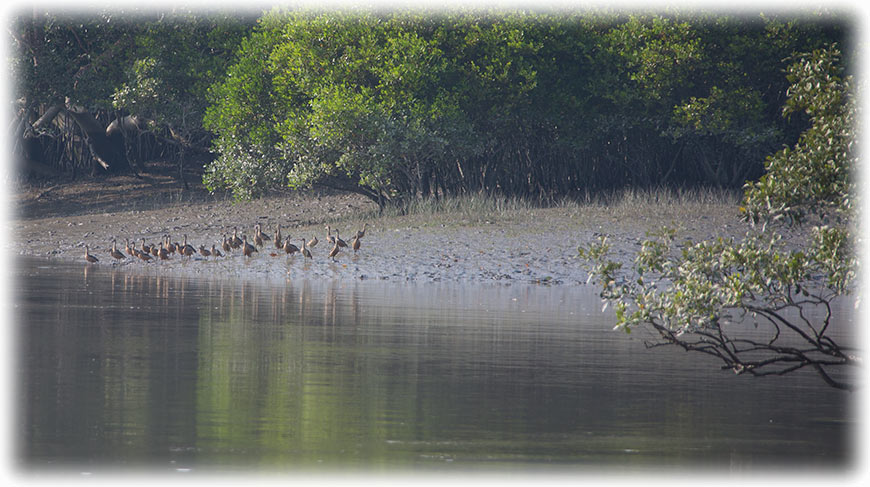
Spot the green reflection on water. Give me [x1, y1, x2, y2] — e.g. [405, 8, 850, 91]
[18, 261, 852, 471]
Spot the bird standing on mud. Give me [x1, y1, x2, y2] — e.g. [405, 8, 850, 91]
[180, 235, 196, 260]
[231, 228, 243, 249]
[110, 239, 125, 262]
[356, 223, 368, 239]
[274, 226, 283, 250]
[212, 244, 223, 258]
[254, 223, 270, 247]
[84, 245, 99, 263]
[283, 237, 299, 255]
[328, 240, 341, 262]
[243, 235, 257, 257]
[334, 229, 348, 248]
[307, 235, 318, 248]
[301, 239, 312, 259]
[158, 243, 170, 260]
[166, 235, 177, 255]
[351, 234, 361, 253]
[135, 248, 153, 262]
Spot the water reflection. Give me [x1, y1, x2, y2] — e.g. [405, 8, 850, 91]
[18, 260, 852, 470]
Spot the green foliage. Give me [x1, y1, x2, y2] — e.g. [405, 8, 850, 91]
[202, 9, 845, 203]
[580, 45, 858, 390]
[741, 45, 855, 227]
[111, 11, 254, 145]
[12, 8, 847, 199]
[11, 10, 137, 108]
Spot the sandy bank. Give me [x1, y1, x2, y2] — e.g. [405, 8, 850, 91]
[11, 174, 750, 285]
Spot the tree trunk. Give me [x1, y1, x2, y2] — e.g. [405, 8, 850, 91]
[62, 103, 132, 174]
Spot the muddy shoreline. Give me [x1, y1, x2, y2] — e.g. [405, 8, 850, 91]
[11, 173, 753, 286]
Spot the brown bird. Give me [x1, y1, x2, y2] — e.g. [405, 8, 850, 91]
[258, 223, 272, 241]
[136, 248, 153, 262]
[351, 234, 361, 253]
[334, 229, 348, 248]
[307, 235, 319, 248]
[141, 238, 152, 255]
[180, 235, 196, 259]
[166, 235, 177, 255]
[325, 225, 336, 245]
[274, 225, 283, 250]
[150, 243, 159, 257]
[356, 223, 368, 239]
[301, 239, 312, 259]
[199, 245, 211, 259]
[328, 240, 341, 262]
[211, 244, 223, 258]
[283, 237, 299, 255]
[84, 245, 99, 263]
[222, 234, 232, 253]
[243, 235, 258, 257]
[231, 228, 243, 249]
[124, 238, 134, 256]
[158, 242, 170, 260]
[254, 223, 270, 247]
[110, 239, 125, 261]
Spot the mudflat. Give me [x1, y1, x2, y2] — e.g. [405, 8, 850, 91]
[12, 169, 750, 285]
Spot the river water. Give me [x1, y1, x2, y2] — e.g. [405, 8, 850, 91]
[14, 259, 854, 473]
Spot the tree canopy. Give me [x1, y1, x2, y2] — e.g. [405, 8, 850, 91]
[201, 8, 846, 207]
[10, 8, 255, 178]
[11, 8, 848, 201]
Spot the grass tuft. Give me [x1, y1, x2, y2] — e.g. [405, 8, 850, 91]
[329, 186, 742, 231]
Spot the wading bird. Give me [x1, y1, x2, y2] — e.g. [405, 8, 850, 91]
[283, 237, 299, 255]
[212, 244, 223, 258]
[222, 234, 232, 254]
[307, 235, 318, 248]
[260, 223, 272, 242]
[231, 228, 243, 249]
[158, 243, 170, 260]
[180, 235, 196, 260]
[85, 245, 99, 263]
[243, 235, 257, 257]
[110, 239, 125, 262]
[199, 245, 211, 259]
[254, 223, 270, 247]
[351, 234, 361, 253]
[301, 239, 312, 259]
[356, 223, 368, 239]
[136, 248, 153, 262]
[334, 229, 348, 248]
[328, 240, 341, 262]
[275, 225, 283, 250]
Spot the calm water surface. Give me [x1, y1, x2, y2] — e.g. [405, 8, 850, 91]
[16, 259, 853, 472]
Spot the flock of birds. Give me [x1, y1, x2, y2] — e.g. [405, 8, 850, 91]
[84, 223, 368, 265]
